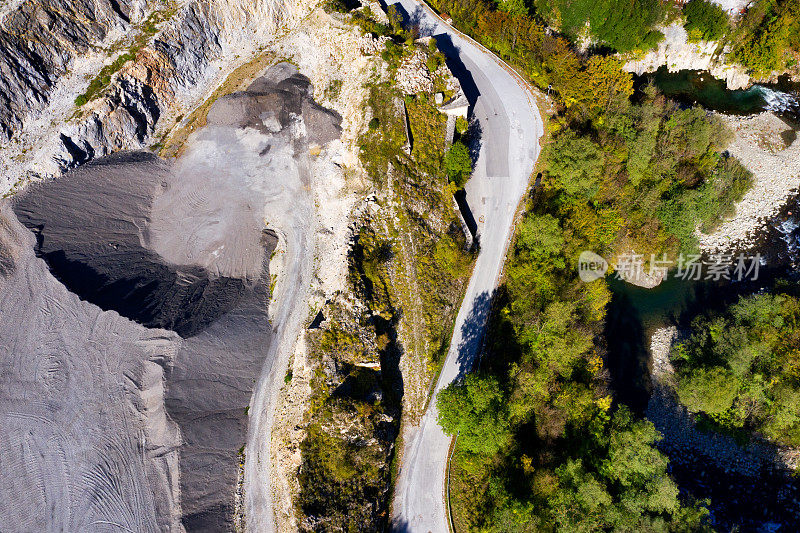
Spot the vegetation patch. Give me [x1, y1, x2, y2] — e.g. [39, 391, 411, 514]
[683, 0, 730, 43]
[429, 1, 758, 528]
[440, 170, 715, 529]
[533, 0, 667, 53]
[74, 52, 136, 107]
[730, 0, 800, 78]
[296, 8, 477, 529]
[672, 288, 800, 447]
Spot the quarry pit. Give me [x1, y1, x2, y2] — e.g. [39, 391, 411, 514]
[0, 63, 340, 531]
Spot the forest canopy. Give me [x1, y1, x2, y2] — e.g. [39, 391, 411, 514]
[673, 290, 800, 446]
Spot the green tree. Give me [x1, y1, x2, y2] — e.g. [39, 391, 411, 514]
[599, 409, 670, 492]
[545, 408, 703, 531]
[498, 0, 527, 16]
[516, 214, 565, 265]
[444, 140, 473, 187]
[677, 367, 741, 417]
[545, 130, 603, 197]
[683, 0, 730, 42]
[437, 374, 513, 455]
[731, 0, 800, 77]
[672, 292, 800, 445]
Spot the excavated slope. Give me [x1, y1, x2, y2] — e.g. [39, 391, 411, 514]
[0, 63, 340, 532]
[0, 0, 320, 191]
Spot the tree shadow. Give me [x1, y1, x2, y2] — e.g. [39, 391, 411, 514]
[604, 288, 650, 414]
[407, 4, 437, 39]
[389, 516, 411, 532]
[464, 115, 483, 170]
[454, 189, 477, 239]
[453, 290, 494, 378]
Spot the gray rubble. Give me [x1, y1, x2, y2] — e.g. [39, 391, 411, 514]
[0, 63, 340, 531]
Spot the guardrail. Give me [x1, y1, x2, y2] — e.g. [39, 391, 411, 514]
[445, 432, 459, 533]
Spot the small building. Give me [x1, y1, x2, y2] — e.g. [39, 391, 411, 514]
[438, 90, 469, 119]
[438, 90, 469, 145]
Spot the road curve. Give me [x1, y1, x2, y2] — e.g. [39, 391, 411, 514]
[389, 2, 544, 532]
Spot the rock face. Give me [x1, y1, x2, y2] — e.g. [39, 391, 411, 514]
[0, 0, 147, 143]
[0, 64, 341, 531]
[0, 0, 317, 192]
[624, 23, 750, 90]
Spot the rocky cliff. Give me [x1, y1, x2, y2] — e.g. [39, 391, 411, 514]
[0, 0, 149, 143]
[624, 22, 750, 90]
[0, 0, 318, 193]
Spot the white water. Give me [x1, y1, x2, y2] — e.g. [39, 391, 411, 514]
[755, 85, 800, 114]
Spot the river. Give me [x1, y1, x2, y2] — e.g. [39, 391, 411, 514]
[607, 69, 800, 530]
[638, 67, 800, 119]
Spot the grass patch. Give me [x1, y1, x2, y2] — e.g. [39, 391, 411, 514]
[449, 440, 493, 532]
[74, 52, 135, 106]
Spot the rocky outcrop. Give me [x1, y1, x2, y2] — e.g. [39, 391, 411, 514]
[395, 41, 460, 96]
[0, 0, 320, 193]
[624, 23, 750, 90]
[0, 0, 148, 144]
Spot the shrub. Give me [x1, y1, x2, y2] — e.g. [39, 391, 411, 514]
[455, 116, 469, 135]
[74, 52, 135, 106]
[683, 0, 730, 42]
[444, 141, 472, 187]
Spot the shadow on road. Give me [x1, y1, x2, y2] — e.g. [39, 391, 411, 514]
[384, 1, 481, 107]
[454, 189, 477, 238]
[431, 33, 480, 107]
[454, 290, 493, 378]
[408, 4, 437, 38]
[389, 517, 411, 532]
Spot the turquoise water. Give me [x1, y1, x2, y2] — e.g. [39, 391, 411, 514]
[642, 67, 800, 117]
[645, 67, 764, 113]
[607, 274, 700, 330]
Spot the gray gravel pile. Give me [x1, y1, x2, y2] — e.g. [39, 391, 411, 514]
[0, 63, 340, 531]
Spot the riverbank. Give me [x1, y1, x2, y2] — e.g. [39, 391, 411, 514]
[698, 111, 800, 252]
[646, 319, 800, 529]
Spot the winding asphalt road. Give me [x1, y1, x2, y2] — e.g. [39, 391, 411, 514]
[388, 1, 543, 531]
